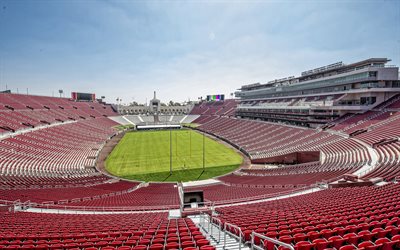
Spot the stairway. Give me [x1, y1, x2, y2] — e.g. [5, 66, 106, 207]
[189, 215, 250, 250]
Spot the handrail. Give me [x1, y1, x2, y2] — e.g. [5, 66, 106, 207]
[27, 202, 178, 212]
[198, 213, 223, 243]
[224, 222, 244, 250]
[199, 213, 211, 235]
[0, 199, 21, 205]
[211, 216, 223, 243]
[251, 232, 295, 250]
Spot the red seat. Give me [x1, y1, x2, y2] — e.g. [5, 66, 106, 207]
[333, 227, 347, 236]
[343, 233, 360, 245]
[385, 226, 399, 236]
[358, 241, 374, 249]
[110, 241, 123, 247]
[95, 241, 108, 248]
[189, 227, 199, 232]
[138, 239, 150, 246]
[118, 247, 131, 250]
[264, 239, 276, 250]
[166, 237, 179, 243]
[375, 237, 397, 250]
[391, 235, 400, 250]
[358, 230, 374, 241]
[312, 238, 329, 250]
[196, 239, 210, 247]
[243, 230, 252, 242]
[20, 245, 35, 249]
[165, 242, 180, 250]
[133, 231, 144, 237]
[328, 236, 345, 249]
[193, 235, 206, 241]
[265, 232, 278, 238]
[375, 237, 391, 245]
[279, 235, 292, 244]
[339, 245, 355, 250]
[132, 246, 147, 250]
[345, 225, 358, 233]
[35, 244, 49, 250]
[151, 238, 164, 244]
[64, 243, 79, 249]
[320, 229, 333, 239]
[306, 231, 320, 241]
[148, 243, 164, 250]
[279, 230, 292, 236]
[124, 240, 137, 246]
[277, 246, 292, 250]
[295, 241, 315, 250]
[372, 228, 390, 238]
[200, 246, 216, 250]
[180, 236, 192, 241]
[181, 241, 195, 248]
[293, 233, 307, 243]
[49, 244, 64, 249]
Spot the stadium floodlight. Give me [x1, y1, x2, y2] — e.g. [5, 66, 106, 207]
[58, 89, 63, 98]
[203, 132, 205, 171]
[170, 129, 172, 175]
[176, 132, 178, 156]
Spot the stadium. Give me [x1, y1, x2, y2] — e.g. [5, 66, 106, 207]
[1, 1, 400, 250]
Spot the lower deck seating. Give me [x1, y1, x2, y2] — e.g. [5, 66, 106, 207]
[216, 183, 400, 250]
[0, 212, 214, 250]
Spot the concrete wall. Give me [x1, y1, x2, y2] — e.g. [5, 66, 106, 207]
[251, 151, 320, 164]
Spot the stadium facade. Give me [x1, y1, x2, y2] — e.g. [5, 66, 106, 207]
[235, 58, 400, 127]
[116, 91, 193, 115]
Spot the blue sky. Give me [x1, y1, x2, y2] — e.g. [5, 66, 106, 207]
[0, 0, 399, 104]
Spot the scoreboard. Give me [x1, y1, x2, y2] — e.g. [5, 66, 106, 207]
[71, 92, 96, 101]
[206, 94, 225, 101]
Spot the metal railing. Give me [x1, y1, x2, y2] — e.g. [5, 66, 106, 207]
[211, 216, 223, 243]
[0, 199, 21, 206]
[26, 201, 178, 213]
[224, 222, 244, 250]
[198, 213, 223, 244]
[251, 232, 294, 250]
[199, 213, 210, 234]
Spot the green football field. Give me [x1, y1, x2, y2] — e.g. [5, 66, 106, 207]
[105, 129, 243, 182]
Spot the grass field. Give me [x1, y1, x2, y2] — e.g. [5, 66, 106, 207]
[105, 129, 243, 182]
